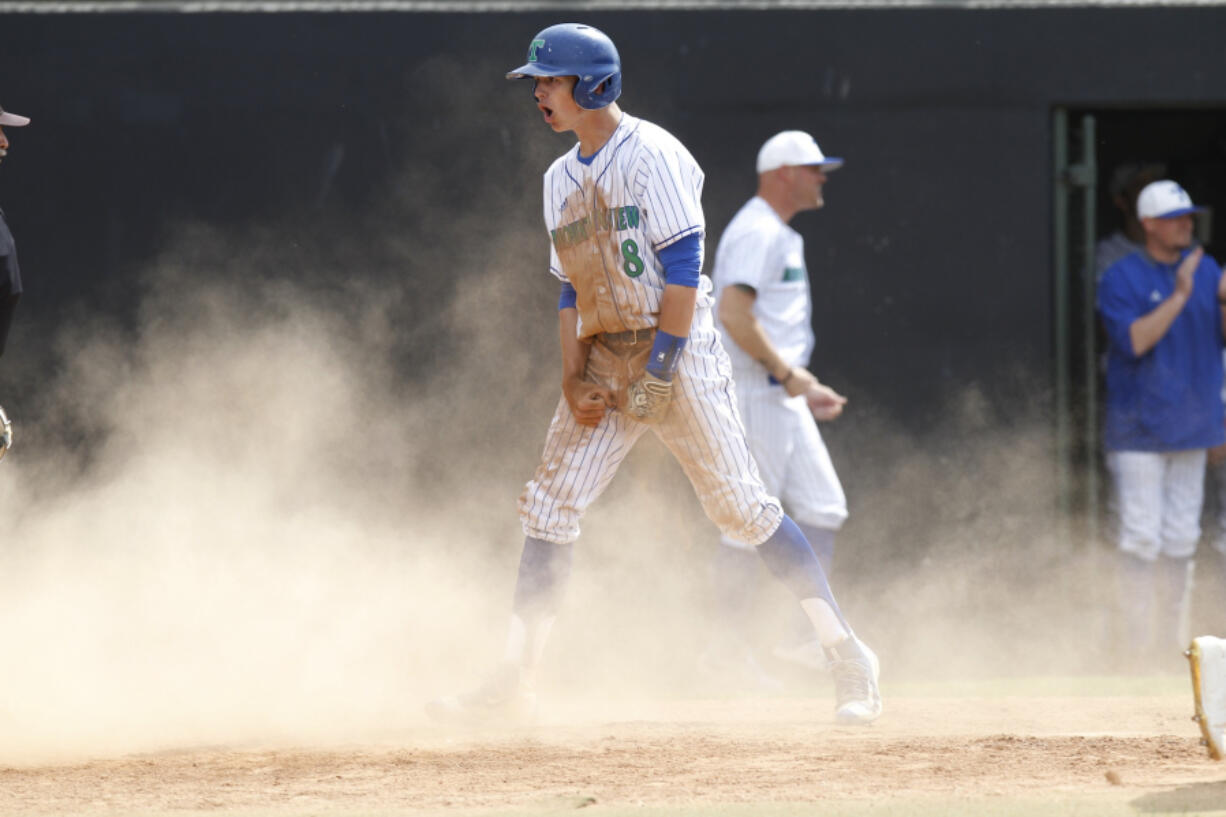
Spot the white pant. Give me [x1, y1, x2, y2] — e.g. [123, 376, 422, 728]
[1106, 449, 1207, 561]
[719, 370, 848, 549]
[519, 307, 784, 547]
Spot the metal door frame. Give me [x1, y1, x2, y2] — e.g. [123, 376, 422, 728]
[1052, 107, 1098, 546]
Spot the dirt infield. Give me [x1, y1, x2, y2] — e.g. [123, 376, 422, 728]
[1, 689, 1222, 816]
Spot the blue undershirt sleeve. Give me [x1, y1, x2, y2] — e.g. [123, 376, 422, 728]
[657, 233, 703, 288]
[558, 280, 577, 311]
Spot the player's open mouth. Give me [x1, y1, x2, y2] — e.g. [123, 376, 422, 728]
[539, 104, 553, 122]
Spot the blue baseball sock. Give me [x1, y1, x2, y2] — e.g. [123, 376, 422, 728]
[797, 523, 836, 577]
[756, 515, 849, 633]
[511, 536, 574, 624]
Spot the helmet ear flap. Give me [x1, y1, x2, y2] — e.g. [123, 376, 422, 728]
[574, 69, 622, 110]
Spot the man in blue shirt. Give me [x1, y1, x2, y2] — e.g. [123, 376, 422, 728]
[1097, 179, 1226, 671]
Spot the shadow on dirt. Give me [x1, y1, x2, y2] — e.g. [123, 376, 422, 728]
[1132, 779, 1226, 813]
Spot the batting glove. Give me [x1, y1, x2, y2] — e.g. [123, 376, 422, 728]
[627, 371, 672, 424]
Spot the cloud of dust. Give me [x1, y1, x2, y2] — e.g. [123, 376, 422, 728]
[817, 384, 1121, 683]
[0, 50, 1122, 764]
[0, 230, 549, 763]
[0, 52, 579, 763]
[533, 381, 1115, 707]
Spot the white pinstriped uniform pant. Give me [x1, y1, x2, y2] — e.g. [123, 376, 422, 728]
[720, 370, 848, 550]
[519, 306, 784, 547]
[1106, 449, 1208, 561]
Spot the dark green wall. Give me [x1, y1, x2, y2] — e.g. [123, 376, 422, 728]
[2, 7, 1225, 429]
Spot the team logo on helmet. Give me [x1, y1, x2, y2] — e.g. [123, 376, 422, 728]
[505, 23, 622, 111]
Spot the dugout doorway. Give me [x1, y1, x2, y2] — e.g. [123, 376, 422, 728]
[1053, 106, 1226, 547]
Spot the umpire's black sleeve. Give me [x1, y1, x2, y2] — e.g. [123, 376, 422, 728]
[0, 207, 23, 358]
[0, 291, 18, 357]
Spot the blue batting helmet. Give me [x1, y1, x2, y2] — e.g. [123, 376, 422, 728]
[506, 23, 622, 111]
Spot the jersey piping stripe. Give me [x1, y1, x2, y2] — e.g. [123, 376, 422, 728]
[655, 226, 704, 249]
[591, 121, 638, 188]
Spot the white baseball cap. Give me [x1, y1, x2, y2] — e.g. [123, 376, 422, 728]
[0, 104, 29, 127]
[1136, 180, 1204, 220]
[756, 130, 843, 174]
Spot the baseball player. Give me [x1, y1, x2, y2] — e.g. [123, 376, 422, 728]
[704, 131, 851, 679]
[1098, 180, 1226, 672]
[0, 101, 29, 461]
[426, 23, 881, 725]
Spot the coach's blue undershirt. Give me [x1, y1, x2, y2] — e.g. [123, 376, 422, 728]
[558, 281, 577, 310]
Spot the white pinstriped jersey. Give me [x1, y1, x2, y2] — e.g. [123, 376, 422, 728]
[544, 113, 713, 339]
[519, 113, 784, 548]
[711, 196, 814, 374]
